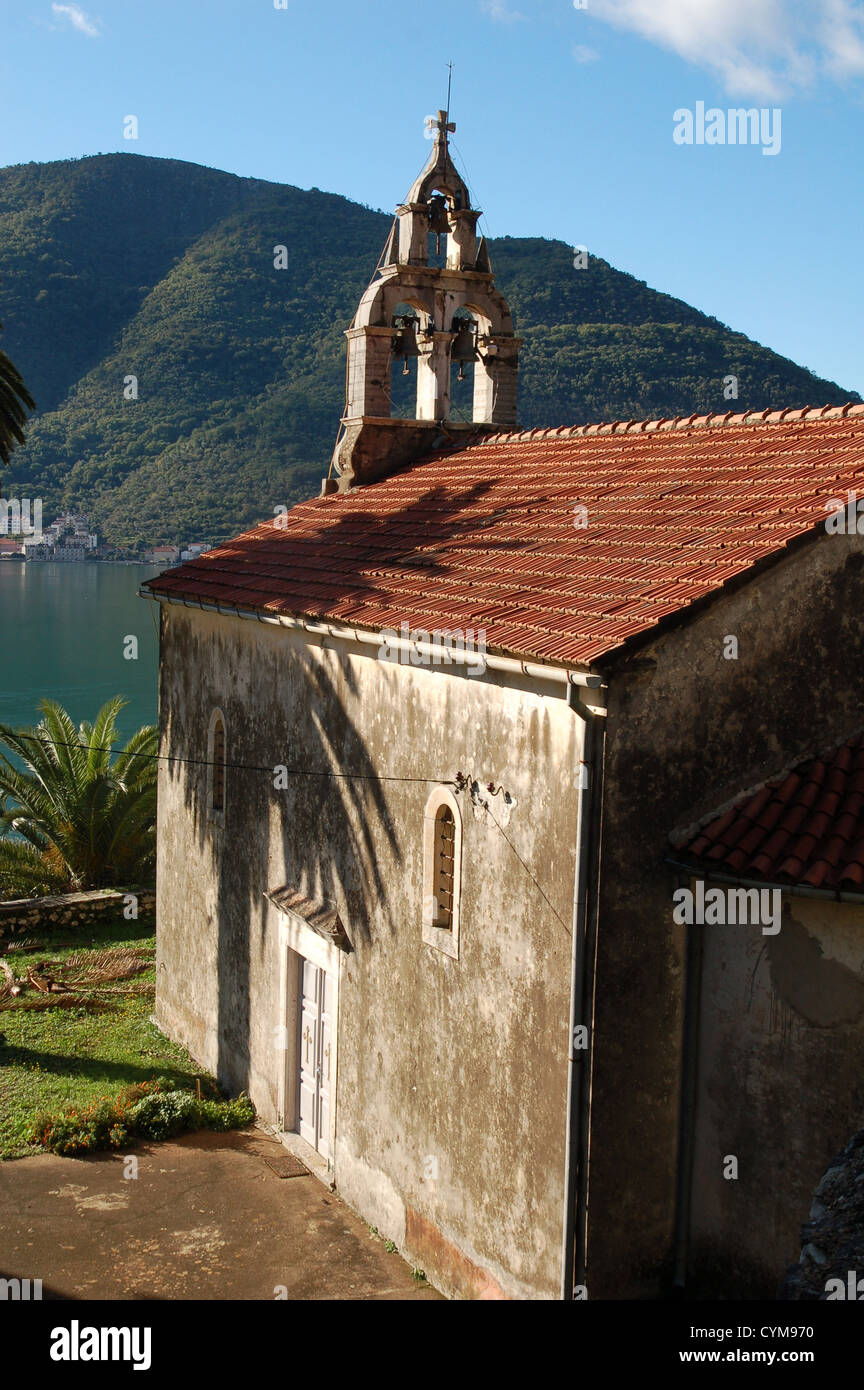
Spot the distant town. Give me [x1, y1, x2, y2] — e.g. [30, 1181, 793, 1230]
[0, 510, 210, 566]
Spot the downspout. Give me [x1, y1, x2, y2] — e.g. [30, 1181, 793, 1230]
[673, 873, 704, 1293]
[560, 682, 606, 1299]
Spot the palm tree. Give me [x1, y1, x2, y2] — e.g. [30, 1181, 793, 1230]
[0, 697, 157, 899]
[0, 319, 36, 466]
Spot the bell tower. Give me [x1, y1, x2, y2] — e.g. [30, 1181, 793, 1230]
[325, 110, 521, 492]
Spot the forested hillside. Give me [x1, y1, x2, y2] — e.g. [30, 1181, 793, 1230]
[0, 154, 857, 546]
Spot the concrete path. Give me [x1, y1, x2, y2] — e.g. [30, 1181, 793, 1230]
[0, 1128, 441, 1301]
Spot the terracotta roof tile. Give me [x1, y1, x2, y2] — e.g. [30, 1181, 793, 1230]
[674, 732, 864, 894]
[145, 408, 864, 668]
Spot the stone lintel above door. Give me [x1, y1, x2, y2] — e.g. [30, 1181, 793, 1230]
[265, 885, 352, 956]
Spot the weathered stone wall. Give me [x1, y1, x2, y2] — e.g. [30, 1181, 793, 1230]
[155, 605, 583, 1300]
[695, 895, 864, 1297]
[0, 888, 154, 940]
[588, 530, 864, 1299]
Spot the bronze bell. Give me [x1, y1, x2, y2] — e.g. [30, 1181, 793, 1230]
[391, 314, 421, 376]
[428, 194, 450, 255]
[428, 194, 451, 235]
[451, 318, 477, 380]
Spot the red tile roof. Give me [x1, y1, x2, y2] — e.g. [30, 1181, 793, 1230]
[672, 732, 864, 893]
[144, 404, 864, 669]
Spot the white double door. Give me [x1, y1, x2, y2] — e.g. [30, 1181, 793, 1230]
[297, 957, 334, 1160]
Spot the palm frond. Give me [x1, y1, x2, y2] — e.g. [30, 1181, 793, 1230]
[111, 724, 158, 787]
[0, 837, 70, 898]
[0, 994, 117, 1014]
[37, 700, 89, 788]
[55, 946, 154, 986]
[0, 699, 156, 897]
[0, 340, 36, 466]
[84, 697, 126, 777]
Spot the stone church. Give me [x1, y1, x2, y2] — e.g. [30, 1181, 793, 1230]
[145, 112, 864, 1300]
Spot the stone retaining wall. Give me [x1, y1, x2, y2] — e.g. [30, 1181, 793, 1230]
[0, 888, 155, 940]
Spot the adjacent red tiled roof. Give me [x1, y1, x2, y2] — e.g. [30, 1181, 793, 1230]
[144, 404, 864, 668]
[672, 732, 864, 893]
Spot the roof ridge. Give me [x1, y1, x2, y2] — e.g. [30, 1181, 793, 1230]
[481, 402, 864, 446]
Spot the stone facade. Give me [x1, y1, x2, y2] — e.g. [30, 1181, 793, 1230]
[154, 606, 583, 1299]
[150, 512, 864, 1302]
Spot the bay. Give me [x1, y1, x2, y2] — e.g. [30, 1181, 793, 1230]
[0, 562, 161, 745]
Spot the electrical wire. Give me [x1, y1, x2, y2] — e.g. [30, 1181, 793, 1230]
[478, 792, 572, 937]
[2, 731, 450, 785]
[449, 138, 494, 245]
[3, 734, 569, 932]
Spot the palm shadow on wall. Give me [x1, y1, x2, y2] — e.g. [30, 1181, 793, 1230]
[159, 477, 534, 1095]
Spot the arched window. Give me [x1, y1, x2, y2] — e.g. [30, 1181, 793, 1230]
[422, 787, 462, 959]
[433, 805, 456, 928]
[207, 709, 227, 825]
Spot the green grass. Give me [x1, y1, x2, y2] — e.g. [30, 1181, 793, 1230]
[0, 914, 206, 1158]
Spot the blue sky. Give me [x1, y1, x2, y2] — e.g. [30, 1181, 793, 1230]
[2, 0, 863, 395]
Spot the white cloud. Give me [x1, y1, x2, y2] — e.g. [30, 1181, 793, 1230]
[51, 3, 101, 38]
[480, 1, 526, 23]
[819, 0, 864, 78]
[586, 0, 864, 97]
[572, 44, 599, 63]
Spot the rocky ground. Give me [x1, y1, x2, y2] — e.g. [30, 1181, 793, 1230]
[782, 1128, 864, 1299]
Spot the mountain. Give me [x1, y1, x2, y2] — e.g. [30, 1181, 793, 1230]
[0, 153, 858, 548]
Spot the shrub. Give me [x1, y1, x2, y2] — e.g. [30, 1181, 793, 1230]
[34, 1099, 130, 1156]
[127, 1089, 200, 1140]
[196, 1093, 255, 1131]
[33, 1079, 162, 1156]
[32, 1079, 254, 1154]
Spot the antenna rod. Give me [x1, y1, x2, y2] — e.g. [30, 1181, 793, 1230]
[446, 61, 454, 116]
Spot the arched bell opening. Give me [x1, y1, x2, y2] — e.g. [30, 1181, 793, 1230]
[389, 301, 426, 419]
[448, 309, 478, 423]
[462, 305, 498, 423]
[328, 110, 520, 487]
[426, 189, 451, 269]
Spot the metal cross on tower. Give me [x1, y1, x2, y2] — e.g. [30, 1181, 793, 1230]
[432, 108, 456, 148]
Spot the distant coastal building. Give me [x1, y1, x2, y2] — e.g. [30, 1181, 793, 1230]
[144, 545, 181, 566]
[4, 504, 206, 565]
[22, 512, 98, 561]
[21, 538, 51, 560]
[141, 543, 211, 565]
[53, 537, 97, 561]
